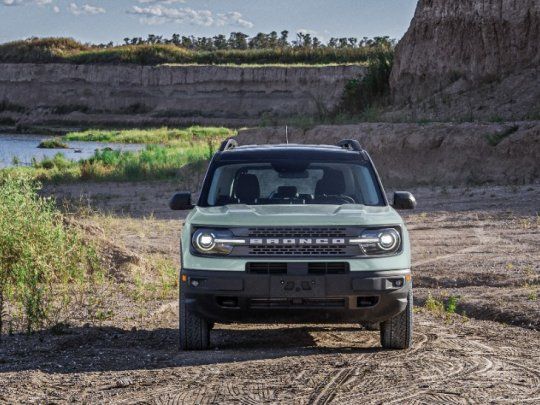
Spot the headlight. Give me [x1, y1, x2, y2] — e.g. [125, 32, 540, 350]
[352, 227, 401, 256]
[191, 228, 243, 255]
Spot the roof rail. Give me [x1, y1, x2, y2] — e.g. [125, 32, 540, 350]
[337, 139, 362, 151]
[219, 137, 238, 152]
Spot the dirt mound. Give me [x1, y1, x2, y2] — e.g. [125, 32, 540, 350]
[66, 217, 145, 281]
[236, 122, 540, 187]
[389, 0, 540, 121]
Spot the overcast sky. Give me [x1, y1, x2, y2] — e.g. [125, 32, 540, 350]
[0, 0, 418, 44]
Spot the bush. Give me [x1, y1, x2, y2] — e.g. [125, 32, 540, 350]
[37, 138, 68, 149]
[0, 175, 99, 335]
[0, 37, 88, 63]
[340, 50, 394, 114]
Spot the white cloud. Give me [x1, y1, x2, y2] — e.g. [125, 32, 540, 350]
[68, 3, 105, 16]
[217, 11, 253, 28]
[128, 5, 253, 28]
[2, 0, 52, 6]
[53, 4, 59, 12]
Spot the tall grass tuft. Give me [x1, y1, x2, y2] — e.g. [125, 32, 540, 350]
[0, 174, 99, 335]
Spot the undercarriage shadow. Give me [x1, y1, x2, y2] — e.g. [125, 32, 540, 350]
[0, 324, 383, 374]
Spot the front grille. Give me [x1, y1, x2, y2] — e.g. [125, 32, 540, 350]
[245, 262, 350, 274]
[246, 262, 287, 274]
[308, 262, 350, 274]
[249, 245, 347, 256]
[249, 298, 346, 309]
[247, 227, 348, 238]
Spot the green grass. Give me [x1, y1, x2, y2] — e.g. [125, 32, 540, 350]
[64, 126, 235, 144]
[0, 37, 392, 66]
[0, 174, 100, 334]
[2, 128, 228, 182]
[37, 138, 68, 149]
[425, 293, 461, 317]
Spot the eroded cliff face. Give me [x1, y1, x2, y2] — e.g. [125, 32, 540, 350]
[389, 0, 540, 120]
[0, 64, 364, 127]
[236, 122, 540, 187]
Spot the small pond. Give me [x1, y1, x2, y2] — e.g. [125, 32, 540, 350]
[0, 134, 145, 168]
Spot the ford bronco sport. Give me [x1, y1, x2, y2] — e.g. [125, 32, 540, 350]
[170, 139, 416, 350]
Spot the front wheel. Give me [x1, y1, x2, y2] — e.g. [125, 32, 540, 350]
[179, 286, 210, 350]
[380, 290, 413, 349]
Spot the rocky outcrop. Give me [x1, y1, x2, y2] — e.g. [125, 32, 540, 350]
[235, 122, 540, 187]
[389, 0, 540, 120]
[0, 63, 364, 126]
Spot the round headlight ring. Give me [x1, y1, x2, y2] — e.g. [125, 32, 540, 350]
[195, 232, 216, 252]
[378, 229, 400, 251]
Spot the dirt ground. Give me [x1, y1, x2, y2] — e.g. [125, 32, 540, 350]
[1, 182, 539, 404]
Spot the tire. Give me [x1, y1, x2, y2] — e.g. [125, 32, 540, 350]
[380, 290, 413, 349]
[179, 285, 210, 350]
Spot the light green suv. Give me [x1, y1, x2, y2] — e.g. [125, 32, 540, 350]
[170, 139, 416, 350]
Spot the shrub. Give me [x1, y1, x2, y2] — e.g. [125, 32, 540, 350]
[340, 50, 394, 114]
[0, 37, 88, 63]
[0, 174, 99, 335]
[37, 138, 68, 149]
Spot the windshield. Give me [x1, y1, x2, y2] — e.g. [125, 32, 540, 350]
[199, 159, 386, 207]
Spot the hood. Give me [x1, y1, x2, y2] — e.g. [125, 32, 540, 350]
[187, 204, 403, 227]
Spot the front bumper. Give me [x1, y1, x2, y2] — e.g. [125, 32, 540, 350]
[181, 268, 412, 324]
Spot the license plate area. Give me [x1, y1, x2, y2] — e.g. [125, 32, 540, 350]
[270, 276, 325, 297]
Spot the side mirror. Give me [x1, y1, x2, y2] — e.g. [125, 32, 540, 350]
[393, 191, 416, 210]
[169, 192, 194, 210]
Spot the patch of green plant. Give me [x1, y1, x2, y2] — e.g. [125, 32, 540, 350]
[0, 36, 395, 66]
[339, 49, 394, 116]
[37, 138, 69, 149]
[64, 126, 235, 145]
[485, 125, 519, 146]
[2, 127, 231, 183]
[425, 293, 460, 316]
[424, 293, 445, 313]
[445, 295, 459, 314]
[0, 174, 100, 335]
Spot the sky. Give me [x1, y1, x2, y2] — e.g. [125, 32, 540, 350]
[0, 0, 418, 44]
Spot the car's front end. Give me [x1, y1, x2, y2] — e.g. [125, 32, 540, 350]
[171, 140, 416, 350]
[181, 205, 411, 324]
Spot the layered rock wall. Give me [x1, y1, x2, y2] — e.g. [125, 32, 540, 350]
[389, 0, 540, 120]
[0, 63, 364, 124]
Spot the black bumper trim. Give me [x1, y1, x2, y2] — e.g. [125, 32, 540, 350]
[181, 268, 411, 324]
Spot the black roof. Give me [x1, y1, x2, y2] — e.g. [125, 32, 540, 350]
[216, 144, 367, 162]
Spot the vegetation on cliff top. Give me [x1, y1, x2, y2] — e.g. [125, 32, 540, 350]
[0, 34, 394, 65]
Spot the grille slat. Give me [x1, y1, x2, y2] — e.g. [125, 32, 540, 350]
[246, 262, 349, 274]
[246, 262, 287, 274]
[249, 245, 347, 256]
[249, 298, 346, 308]
[247, 227, 347, 238]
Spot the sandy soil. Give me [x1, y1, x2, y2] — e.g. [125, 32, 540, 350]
[1, 182, 538, 404]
